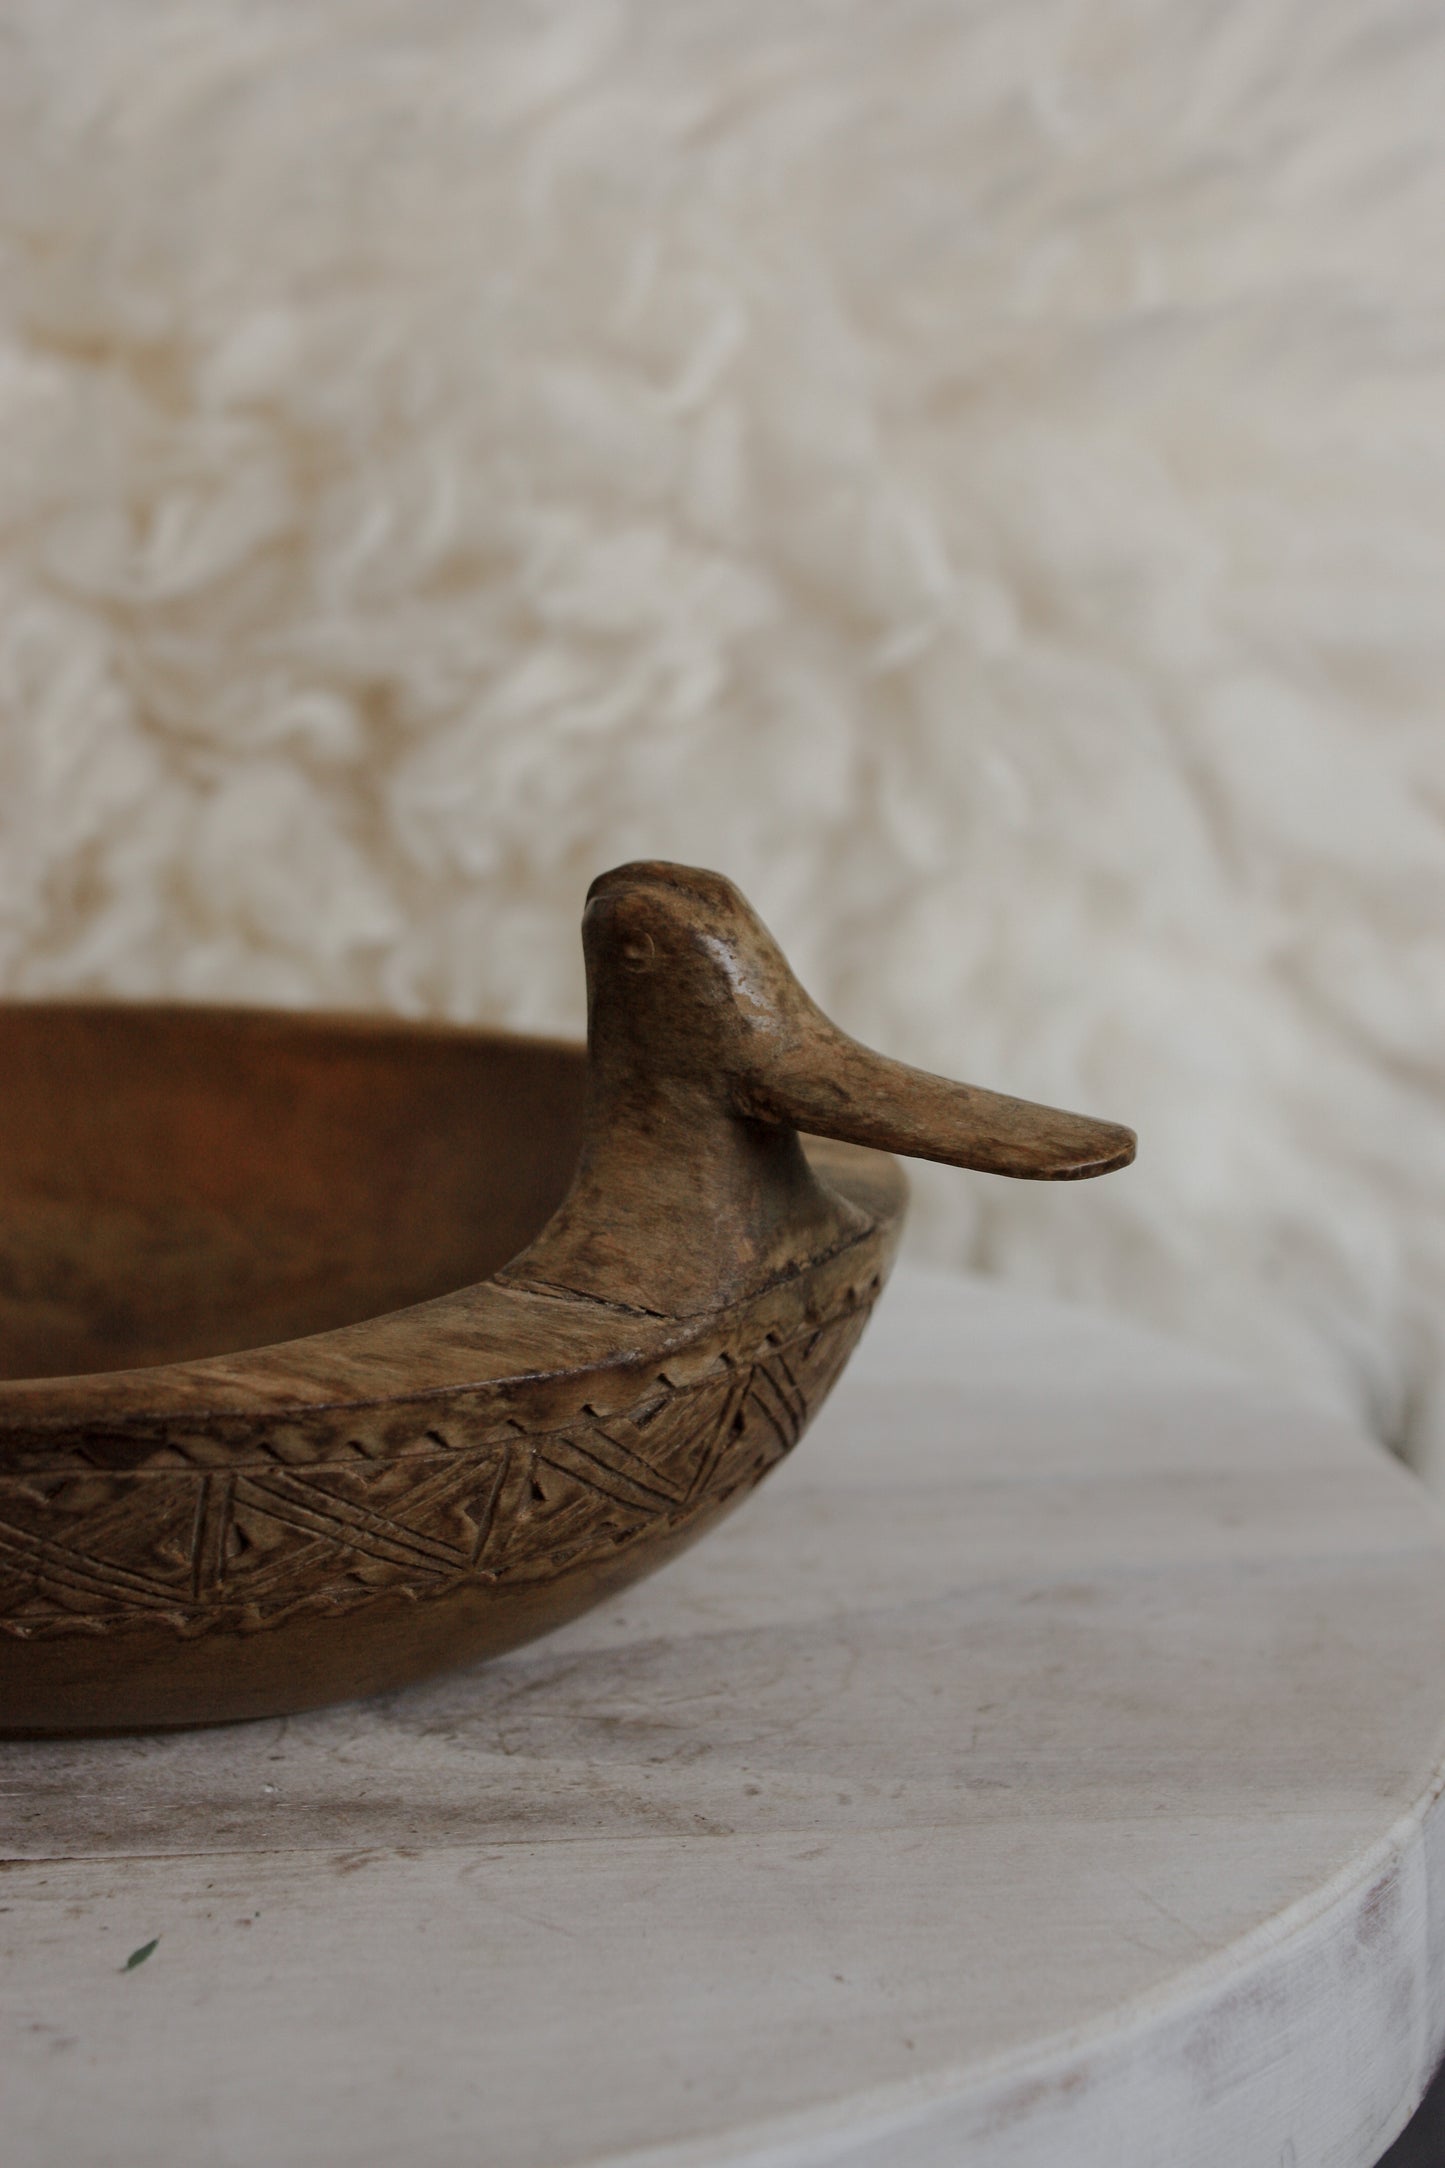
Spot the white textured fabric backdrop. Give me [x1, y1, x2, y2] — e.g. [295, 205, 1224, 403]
[1, 0, 1442, 1472]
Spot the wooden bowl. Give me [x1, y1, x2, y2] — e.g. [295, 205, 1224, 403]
[0, 863, 1134, 1733]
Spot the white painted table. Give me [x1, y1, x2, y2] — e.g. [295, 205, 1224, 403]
[5, 1269, 1445, 2167]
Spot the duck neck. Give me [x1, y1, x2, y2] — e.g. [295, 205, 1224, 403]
[503, 1061, 865, 1317]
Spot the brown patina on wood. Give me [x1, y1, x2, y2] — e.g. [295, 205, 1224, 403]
[0, 862, 1134, 1732]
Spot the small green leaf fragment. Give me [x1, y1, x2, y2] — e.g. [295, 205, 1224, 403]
[123, 1938, 159, 1971]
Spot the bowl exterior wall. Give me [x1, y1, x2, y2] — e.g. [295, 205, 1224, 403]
[0, 1233, 892, 1732]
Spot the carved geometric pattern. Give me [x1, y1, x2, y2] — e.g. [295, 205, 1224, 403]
[0, 1290, 875, 1641]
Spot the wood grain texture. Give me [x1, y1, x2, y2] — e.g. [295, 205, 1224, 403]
[0, 862, 1132, 1731]
[4, 1270, 1444, 2168]
[0, 1147, 897, 1728]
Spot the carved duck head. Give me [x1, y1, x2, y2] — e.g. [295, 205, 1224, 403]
[508, 861, 1135, 1317]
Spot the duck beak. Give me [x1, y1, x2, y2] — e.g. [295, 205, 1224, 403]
[741, 1021, 1136, 1182]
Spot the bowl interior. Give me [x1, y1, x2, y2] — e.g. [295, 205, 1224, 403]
[0, 1006, 585, 1382]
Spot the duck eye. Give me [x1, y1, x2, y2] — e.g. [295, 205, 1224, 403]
[620, 933, 656, 972]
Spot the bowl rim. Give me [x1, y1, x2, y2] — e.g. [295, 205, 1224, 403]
[0, 993, 906, 1441]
